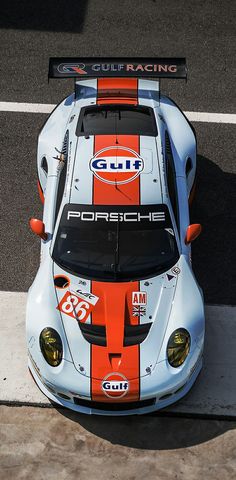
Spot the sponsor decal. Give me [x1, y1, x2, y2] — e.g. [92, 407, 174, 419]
[171, 266, 181, 275]
[165, 228, 174, 236]
[101, 373, 129, 399]
[167, 274, 175, 281]
[132, 291, 147, 305]
[75, 289, 98, 305]
[57, 290, 99, 322]
[58, 63, 87, 75]
[57, 63, 178, 75]
[89, 146, 144, 185]
[132, 291, 147, 317]
[67, 210, 165, 222]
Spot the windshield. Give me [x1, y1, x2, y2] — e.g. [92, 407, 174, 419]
[52, 204, 179, 281]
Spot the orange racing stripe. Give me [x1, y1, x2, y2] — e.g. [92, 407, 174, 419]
[90, 78, 140, 402]
[94, 77, 139, 205]
[91, 281, 140, 402]
[97, 78, 138, 105]
[37, 180, 44, 204]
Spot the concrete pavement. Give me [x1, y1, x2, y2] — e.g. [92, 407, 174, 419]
[0, 405, 236, 480]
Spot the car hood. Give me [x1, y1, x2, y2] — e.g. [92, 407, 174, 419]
[53, 261, 180, 381]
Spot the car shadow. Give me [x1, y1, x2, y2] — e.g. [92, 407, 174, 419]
[0, 0, 88, 33]
[53, 405, 236, 450]
[190, 154, 236, 305]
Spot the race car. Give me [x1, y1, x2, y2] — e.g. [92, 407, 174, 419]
[26, 57, 205, 415]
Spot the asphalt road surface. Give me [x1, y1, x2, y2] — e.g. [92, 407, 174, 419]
[0, 1, 235, 305]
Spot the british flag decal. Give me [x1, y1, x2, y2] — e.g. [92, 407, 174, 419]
[132, 305, 146, 317]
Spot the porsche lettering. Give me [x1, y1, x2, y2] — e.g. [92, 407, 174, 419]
[67, 211, 165, 222]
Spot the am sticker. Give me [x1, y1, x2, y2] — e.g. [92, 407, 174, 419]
[132, 291, 147, 305]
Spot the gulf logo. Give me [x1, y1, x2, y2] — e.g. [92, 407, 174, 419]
[90, 146, 144, 185]
[101, 372, 129, 399]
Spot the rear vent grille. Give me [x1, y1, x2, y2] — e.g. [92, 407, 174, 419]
[61, 130, 69, 158]
[124, 323, 152, 346]
[79, 323, 106, 346]
[165, 131, 174, 161]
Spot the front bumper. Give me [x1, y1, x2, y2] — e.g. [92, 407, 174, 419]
[28, 355, 203, 416]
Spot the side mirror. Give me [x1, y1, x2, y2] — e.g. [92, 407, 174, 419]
[185, 224, 202, 245]
[29, 218, 47, 241]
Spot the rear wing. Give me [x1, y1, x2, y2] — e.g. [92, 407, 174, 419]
[48, 57, 187, 80]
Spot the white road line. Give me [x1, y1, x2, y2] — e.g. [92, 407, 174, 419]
[0, 101, 235, 123]
[185, 111, 236, 124]
[0, 102, 55, 114]
[0, 291, 236, 416]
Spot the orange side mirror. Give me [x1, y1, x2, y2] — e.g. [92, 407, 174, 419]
[29, 218, 47, 241]
[185, 224, 202, 245]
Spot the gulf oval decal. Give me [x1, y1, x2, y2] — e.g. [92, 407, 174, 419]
[101, 372, 129, 399]
[90, 146, 144, 185]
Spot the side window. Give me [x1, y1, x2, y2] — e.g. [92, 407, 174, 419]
[41, 156, 48, 176]
[165, 131, 179, 232]
[185, 157, 192, 177]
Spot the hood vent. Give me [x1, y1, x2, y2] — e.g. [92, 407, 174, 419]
[79, 323, 106, 347]
[79, 322, 152, 347]
[124, 323, 152, 346]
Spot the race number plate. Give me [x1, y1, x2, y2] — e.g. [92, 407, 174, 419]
[57, 290, 99, 323]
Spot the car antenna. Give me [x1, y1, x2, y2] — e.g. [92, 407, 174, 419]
[115, 107, 119, 145]
[114, 177, 132, 200]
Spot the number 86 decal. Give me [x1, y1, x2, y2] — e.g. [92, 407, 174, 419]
[57, 291, 96, 322]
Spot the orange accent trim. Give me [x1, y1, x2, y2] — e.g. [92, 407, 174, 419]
[185, 223, 202, 244]
[97, 78, 138, 105]
[54, 275, 70, 289]
[29, 218, 47, 241]
[91, 281, 140, 402]
[37, 180, 44, 204]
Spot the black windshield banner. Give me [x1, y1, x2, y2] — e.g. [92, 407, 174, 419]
[49, 57, 187, 79]
[63, 204, 170, 227]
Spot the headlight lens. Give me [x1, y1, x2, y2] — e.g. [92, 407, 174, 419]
[40, 328, 63, 367]
[167, 329, 190, 368]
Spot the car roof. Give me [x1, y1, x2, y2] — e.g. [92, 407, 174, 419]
[64, 78, 166, 208]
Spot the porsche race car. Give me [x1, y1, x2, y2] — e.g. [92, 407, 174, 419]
[26, 57, 205, 415]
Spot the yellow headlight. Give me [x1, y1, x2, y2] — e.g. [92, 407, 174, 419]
[40, 328, 63, 367]
[167, 329, 190, 368]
